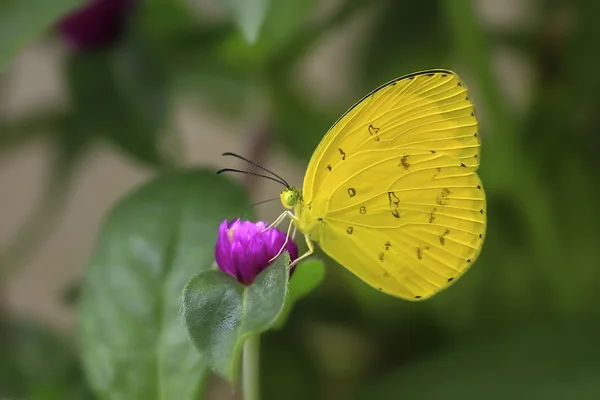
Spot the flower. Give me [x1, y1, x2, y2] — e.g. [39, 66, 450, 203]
[58, 0, 134, 51]
[215, 219, 298, 285]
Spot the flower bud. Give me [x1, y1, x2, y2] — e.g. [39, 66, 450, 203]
[58, 0, 134, 51]
[215, 219, 298, 285]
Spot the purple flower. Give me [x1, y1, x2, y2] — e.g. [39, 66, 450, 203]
[215, 219, 298, 285]
[58, 0, 134, 51]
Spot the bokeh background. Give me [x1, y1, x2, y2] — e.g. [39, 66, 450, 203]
[2, 0, 600, 399]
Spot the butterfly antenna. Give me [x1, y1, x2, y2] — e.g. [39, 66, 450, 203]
[216, 168, 288, 187]
[252, 197, 280, 206]
[222, 152, 290, 188]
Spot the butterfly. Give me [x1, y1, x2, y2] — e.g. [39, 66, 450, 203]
[221, 70, 486, 301]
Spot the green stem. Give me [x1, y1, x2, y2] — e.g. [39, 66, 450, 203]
[243, 335, 260, 400]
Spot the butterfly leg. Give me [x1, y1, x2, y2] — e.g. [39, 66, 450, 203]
[289, 233, 314, 268]
[268, 216, 295, 263]
[261, 210, 296, 233]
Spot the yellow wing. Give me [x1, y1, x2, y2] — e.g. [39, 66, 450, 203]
[302, 70, 480, 203]
[300, 70, 485, 300]
[318, 152, 485, 300]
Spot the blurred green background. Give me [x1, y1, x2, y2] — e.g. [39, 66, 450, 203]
[1, 0, 600, 399]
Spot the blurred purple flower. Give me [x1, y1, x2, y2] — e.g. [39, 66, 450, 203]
[58, 0, 134, 51]
[215, 219, 298, 285]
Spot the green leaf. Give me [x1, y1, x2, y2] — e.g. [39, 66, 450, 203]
[66, 35, 173, 167]
[79, 170, 253, 399]
[0, 317, 94, 400]
[182, 252, 291, 384]
[223, 0, 270, 43]
[0, 0, 85, 72]
[361, 326, 600, 399]
[273, 258, 326, 329]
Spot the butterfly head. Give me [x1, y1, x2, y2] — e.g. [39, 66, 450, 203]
[280, 187, 301, 209]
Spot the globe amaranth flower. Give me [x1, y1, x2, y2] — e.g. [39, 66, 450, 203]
[215, 219, 298, 285]
[58, 0, 134, 51]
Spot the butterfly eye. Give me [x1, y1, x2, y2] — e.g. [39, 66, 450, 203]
[280, 190, 298, 209]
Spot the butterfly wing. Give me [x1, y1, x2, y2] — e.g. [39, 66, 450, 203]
[300, 70, 485, 300]
[317, 151, 485, 300]
[302, 70, 480, 203]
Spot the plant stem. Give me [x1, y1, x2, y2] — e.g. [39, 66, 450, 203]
[243, 334, 260, 400]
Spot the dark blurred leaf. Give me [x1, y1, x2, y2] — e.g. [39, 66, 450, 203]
[273, 258, 326, 329]
[361, 325, 600, 400]
[79, 170, 253, 399]
[360, 0, 449, 90]
[271, 85, 337, 162]
[66, 35, 173, 167]
[261, 327, 321, 400]
[222, 0, 270, 43]
[218, 0, 315, 72]
[181, 253, 290, 384]
[0, 0, 84, 72]
[136, 0, 198, 46]
[0, 317, 94, 400]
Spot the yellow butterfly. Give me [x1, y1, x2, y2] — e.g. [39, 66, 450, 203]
[225, 70, 486, 300]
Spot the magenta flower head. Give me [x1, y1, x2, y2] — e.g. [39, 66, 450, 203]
[215, 219, 298, 285]
[58, 0, 134, 51]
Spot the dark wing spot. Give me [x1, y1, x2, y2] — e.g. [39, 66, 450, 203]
[436, 188, 451, 206]
[385, 241, 391, 251]
[457, 82, 462, 87]
[460, 163, 467, 168]
[480, 209, 484, 214]
[471, 112, 474, 117]
[474, 133, 478, 137]
[439, 229, 450, 246]
[368, 124, 381, 141]
[479, 234, 483, 238]
[430, 150, 436, 153]
[477, 185, 481, 189]
[338, 148, 346, 160]
[379, 252, 385, 262]
[347, 227, 353, 234]
[327, 165, 332, 171]
[467, 259, 471, 263]
[399, 155, 410, 170]
[388, 192, 400, 218]
[416, 248, 423, 260]
[348, 188, 356, 197]
[378, 287, 383, 291]
[442, 73, 447, 77]
[428, 212, 436, 223]
[359, 206, 367, 214]
[427, 73, 434, 77]
[383, 271, 390, 277]
[447, 277, 454, 282]
[318, 217, 323, 222]
[415, 295, 422, 299]
[474, 154, 478, 158]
